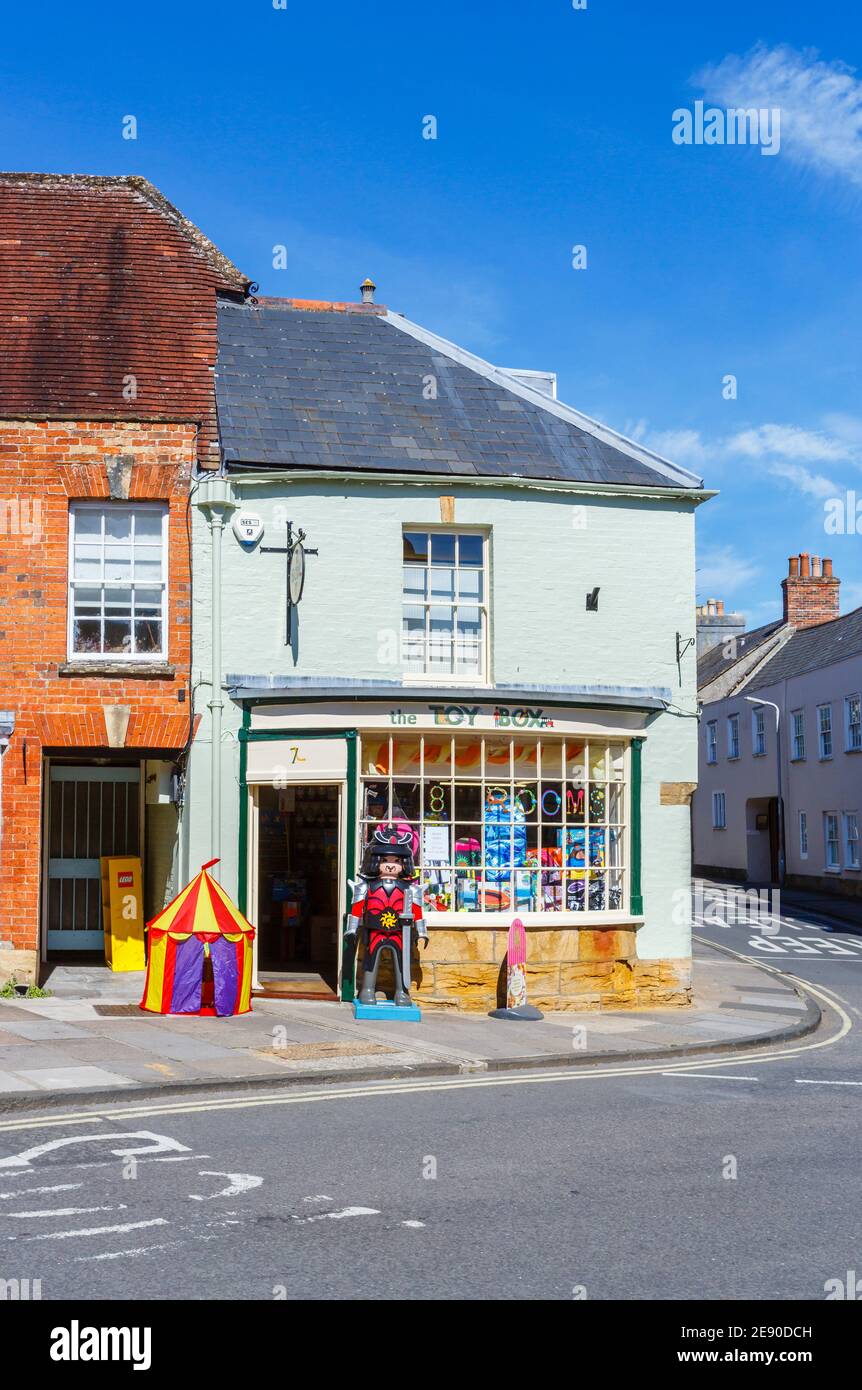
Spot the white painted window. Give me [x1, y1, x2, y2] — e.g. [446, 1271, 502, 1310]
[68, 503, 168, 660]
[844, 813, 860, 870]
[844, 695, 862, 752]
[712, 791, 726, 829]
[402, 530, 487, 681]
[824, 812, 840, 870]
[799, 811, 808, 859]
[818, 704, 833, 759]
[359, 734, 627, 917]
[706, 721, 717, 764]
[752, 706, 766, 756]
[791, 710, 805, 761]
[727, 715, 740, 760]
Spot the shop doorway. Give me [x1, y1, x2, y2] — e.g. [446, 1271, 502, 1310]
[255, 784, 341, 997]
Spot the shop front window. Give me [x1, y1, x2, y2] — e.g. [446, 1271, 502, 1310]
[359, 735, 628, 916]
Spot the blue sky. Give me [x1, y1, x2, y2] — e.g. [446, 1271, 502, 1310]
[3, 0, 861, 625]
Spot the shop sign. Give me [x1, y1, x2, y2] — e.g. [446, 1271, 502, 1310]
[251, 701, 643, 738]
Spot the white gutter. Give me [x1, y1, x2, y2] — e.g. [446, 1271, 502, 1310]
[226, 467, 715, 506]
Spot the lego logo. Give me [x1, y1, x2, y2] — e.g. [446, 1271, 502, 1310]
[118, 873, 133, 887]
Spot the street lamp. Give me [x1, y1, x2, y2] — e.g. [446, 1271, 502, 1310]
[745, 696, 785, 887]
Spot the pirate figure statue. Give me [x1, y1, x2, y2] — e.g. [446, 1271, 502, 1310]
[347, 824, 428, 1007]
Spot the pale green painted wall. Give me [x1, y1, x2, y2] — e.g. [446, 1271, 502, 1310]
[182, 476, 700, 961]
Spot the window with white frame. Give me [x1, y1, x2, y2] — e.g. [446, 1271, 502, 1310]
[818, 704, 833, 759]
[824, 812, 840, 870]
[712, 791, 727, 829]
[752, 706, 766, 756]
[359, 734, 627, 916]
[68, 503, 168, 660]
[727, 714, 740, 760]
[791, 710, 805, 761]
[799, 811, 808, 859]
[845, 695, 862, 752]
[402, 531, 487, 680]
[706, 721, 717, 764]
[844, 813, 860, 870]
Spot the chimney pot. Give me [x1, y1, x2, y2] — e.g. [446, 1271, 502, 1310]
[359, 277, 376, 304]
[782, 551, 840, 629]
[717, 599, 725, 616]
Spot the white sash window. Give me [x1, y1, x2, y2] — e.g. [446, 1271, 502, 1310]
[68, 503, 168, 660]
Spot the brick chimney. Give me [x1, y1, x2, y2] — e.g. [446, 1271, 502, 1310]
[782, 553, 840, 629]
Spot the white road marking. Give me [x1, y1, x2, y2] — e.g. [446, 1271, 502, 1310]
[0, 1183, 82, 1200]
[10, 1204, 127, 1219]
[76, 1243, 174, 1262]
[292, 1206, 380, 1224]
[189, 1171, 263, 1201]
[795, 1079, 862, 1086]
[0, 1131, 190, 1169]
[303, 1194, 333, 1202]
[660, 1072, 760, 1081]
[402, 1220, 425, 1228]
[17, 1217, 168, 1242]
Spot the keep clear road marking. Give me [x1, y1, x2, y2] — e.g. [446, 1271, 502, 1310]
[188, 1171, 263, 1201]
[13, 1218, 169, 1243]
[0, 970, 850, 1137]
[0, 1132, 190, 1169]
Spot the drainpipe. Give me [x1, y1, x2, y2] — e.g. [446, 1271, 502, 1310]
[196, 479, 236, 880]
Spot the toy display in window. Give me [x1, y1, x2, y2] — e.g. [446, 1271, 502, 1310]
[347, 824, 428, 1007]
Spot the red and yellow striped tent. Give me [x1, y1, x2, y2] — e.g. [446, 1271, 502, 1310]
[140, 859, 255, 1017]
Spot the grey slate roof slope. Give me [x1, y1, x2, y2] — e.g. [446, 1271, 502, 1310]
[697, 620, 783, 690]
[215, 299, 705, 489]
[745, 606, 862, 691]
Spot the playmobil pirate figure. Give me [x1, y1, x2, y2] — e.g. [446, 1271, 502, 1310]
[347, 824, 427, 1006]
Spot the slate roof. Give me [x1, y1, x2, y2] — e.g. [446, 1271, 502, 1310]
[745, 606, 862, 691]
[697, 620, 784, 689]
[215, 299, 705, 489]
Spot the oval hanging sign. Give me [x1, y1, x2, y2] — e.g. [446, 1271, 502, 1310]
[289, 542, 306, 604]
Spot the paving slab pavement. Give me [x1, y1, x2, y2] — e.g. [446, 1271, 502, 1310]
[0, 939, 820, 1111]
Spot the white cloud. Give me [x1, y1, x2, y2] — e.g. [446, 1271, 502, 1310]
[696, 43, 862, 188]
[727, 423, 854, 463]
[626, 418, 859, 491]
[696, 543, 761, 598]
[645, 428, 710, 466]
[768, 461, 838, 499]
[821, 412, 862, 444]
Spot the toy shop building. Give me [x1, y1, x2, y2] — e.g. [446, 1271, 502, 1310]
[187, 290, 711, 1011]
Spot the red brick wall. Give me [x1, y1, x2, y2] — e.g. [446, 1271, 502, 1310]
[0, 420, 196, 964]
[782, 577, 841, 629]
[0, 175, 248, 467]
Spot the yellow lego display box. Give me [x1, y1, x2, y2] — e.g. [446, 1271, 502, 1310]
[100, 857, 145, 972]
